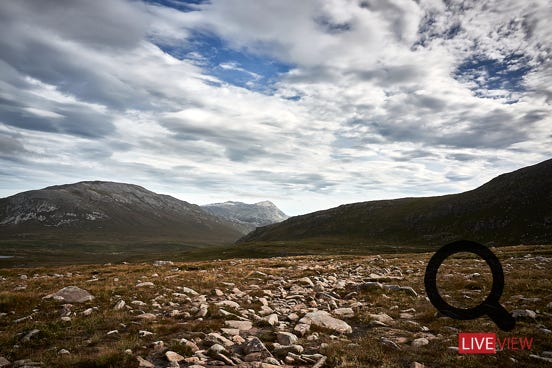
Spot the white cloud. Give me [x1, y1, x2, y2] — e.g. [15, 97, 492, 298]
[0, 0, 550, 216]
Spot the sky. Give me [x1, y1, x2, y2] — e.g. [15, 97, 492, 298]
[0, 0, 550, 216]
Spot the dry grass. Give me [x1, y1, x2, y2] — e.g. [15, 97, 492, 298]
[0, 245, 550, 367]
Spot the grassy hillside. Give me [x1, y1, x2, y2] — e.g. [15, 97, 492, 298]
[238, 159, 552, 247]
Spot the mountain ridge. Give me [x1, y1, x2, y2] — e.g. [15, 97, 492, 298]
[238, 159, 552, 247]
[0, 181, 243, 245]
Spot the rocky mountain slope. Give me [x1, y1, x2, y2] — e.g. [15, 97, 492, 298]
[239, 159, 552, 247]
[0, 181, 242, 244]
[201, 201, 288, 234]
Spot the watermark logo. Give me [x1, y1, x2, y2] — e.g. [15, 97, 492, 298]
[458, 333, 496, 354]
[424, 240, 515, 331]
[458, 333, 533, 354]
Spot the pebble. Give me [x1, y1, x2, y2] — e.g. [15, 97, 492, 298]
[411, 338, 429, 348]
[137, 356, 155, 367]
[136, 282, 154, 287]
[113, 300, 126, 310]
[22, 329, 40, 342]
[216, 300, 240, 309]
[512, 309, 536, 319]
[333, 307, 354, 318]
[277, 332, 298, 345]
[165, 351, 185, 362]
[225, 320, 252, 331]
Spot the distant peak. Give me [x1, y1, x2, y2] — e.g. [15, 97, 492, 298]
[204, 200, 277, 207]
[255, 200, 275, 207]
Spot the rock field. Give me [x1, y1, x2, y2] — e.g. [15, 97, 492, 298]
[0, 245, 550, 367]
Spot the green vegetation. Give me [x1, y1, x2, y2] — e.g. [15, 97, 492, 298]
[0, 238, 439, 268]
[239, 159, 552, 247]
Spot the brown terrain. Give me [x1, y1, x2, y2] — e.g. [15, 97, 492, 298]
[0, 244, 550, 368]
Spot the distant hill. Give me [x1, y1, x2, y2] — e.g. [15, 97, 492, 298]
[238, 159, 552, 247]
[0, 181, 242, 244]
[201, 201, 288, 234]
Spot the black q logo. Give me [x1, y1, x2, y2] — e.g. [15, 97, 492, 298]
[424, 240, 515, 331]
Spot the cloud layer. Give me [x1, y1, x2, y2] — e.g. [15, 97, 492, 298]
[0, 0, 550, 215]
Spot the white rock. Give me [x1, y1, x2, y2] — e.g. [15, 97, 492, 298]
[180, 287, 199, 295]
[297, 277, 314, 287]
[22, 329, 40, 342]
[411, 338, 429, 348]
[208, 343, 227, 355]
[221, 328, 240, 336]
[196, 304, 208, 317]
[153, 260, 174, 266]
[44, 286, 94, 303]
[277, 332, 298, 345]
[136, 282, 154, 287]
[259, 305, 274, 316]
[137, 356, 155, 367]
[265, 313, 278, 326]
[205, 332, 234, 347]
[113, 300, 126, 310]
[0, 357, 10, 367]
[135, 313, 157, 320]
[512, 309, 536, 319]
[294, 323, 310, 336]
[299, 311, 352, 334]
[243, 336, 270, 355]
[165, 351, 185, 362]
[333, 308, 354, 318]
[368, 313, 394, 324]
[216, 300, 240, 309]
[225, 320, 252, 331]
[288, 312, 300, 321]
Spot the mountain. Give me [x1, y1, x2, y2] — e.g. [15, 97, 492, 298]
[238, 159, 552, 247]
[201, 201, 288, 234]
[0, 181, 242, 244]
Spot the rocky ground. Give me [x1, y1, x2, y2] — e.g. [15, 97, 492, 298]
[0, 245, 551, 367]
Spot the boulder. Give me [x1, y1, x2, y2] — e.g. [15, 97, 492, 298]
[299, 311, 352, 334]
[44, 286, 94, 303]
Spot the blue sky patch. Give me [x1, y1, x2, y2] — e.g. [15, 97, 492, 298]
[283, 95, 301, 101]
[454, 54, 531, 97]
[155, 31, 293, 93]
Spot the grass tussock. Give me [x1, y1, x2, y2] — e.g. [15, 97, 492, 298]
[0, 245, 549, 367]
